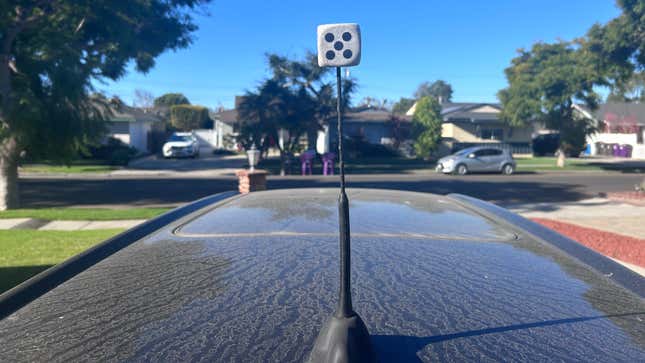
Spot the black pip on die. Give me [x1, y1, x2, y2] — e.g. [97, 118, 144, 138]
[317, 23, 361, 68]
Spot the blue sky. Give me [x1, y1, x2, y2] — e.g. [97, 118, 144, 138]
[97, 0, 620, 109]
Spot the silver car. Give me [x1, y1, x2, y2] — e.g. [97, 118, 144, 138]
[436, 146, 516, 175]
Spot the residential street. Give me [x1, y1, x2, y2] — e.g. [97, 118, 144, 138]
[18, 170, 644, 209]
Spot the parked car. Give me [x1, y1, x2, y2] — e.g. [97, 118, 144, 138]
[162, 132, 199, 158]
[436, 146, 516, 175]
[0, 189, 643, 362]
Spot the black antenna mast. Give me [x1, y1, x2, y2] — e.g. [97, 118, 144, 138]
[307, 64, 376, 362]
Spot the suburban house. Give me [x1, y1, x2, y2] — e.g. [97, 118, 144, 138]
[210, 108, 239, 150]
[405, 102, 535, 155]
[320, 106, 400, 153]
[216, 97, 537, 156]
[578, 102, 645, 159]
[105, 104, 164, 153]
[322, 102, 535, 155]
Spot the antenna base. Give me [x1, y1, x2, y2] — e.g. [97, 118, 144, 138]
[308, 313, 376, 363]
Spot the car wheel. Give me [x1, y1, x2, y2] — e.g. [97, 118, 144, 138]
[502, 164, 515, 175]
[455, 164, 468, 175]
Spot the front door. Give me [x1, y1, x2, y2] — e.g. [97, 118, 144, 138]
[465, 149, 489, 171]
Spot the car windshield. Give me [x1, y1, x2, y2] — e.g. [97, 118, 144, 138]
[169, 135, 191, 142]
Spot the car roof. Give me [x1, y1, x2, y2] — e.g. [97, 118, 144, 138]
[456, 146, 504, 153]
[1, 189, 643, 362]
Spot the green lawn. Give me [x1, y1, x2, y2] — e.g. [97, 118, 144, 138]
[260, 156, 433, 174]
[0, 229, 124, 293]
[516, 157, 606, 171]
[0, 207, 171, 221]
[20, 164, 119, 173]
[260, 155, 642, 174]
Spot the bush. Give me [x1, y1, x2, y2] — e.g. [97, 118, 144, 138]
[109, 148, 136, 165]
[532, 133, 559, 156]
[342, 136, 400, 158]
[212, 148, 237, 156]
[85, 137, 137, 165]
[170, 105, 209, 131]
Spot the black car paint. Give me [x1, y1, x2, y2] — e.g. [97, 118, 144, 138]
[0, 189, 643, 362]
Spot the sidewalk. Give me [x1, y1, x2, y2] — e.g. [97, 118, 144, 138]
[0, 218, 145, 231]
[506, 197, 645, 239]
[507, 197, 644, 276]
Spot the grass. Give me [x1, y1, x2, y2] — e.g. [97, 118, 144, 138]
[260, 156, 434, 174]
[20, 164, 119, 173]
[261, 155, 643, 174]
[0, 207, 171, 221]
[0, 229, 124, 293]
[515, 157, 606, 171]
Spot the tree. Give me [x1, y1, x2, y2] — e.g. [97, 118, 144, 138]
[170, 105, 210, 131]
[238, 79, 315, 175]
[584, 0, 644, 187]
[266, 52, 357, 150]
[414, 80, 453, 103]
[606, 72, 645, 102]
[0, 1, 209, 209]
[498, 42, 601, 167]
[392, 97, 415, 114]
[133, 89, 155, 110]
[154, 93, 191, 107]
[584, 0, 645, 94]
[411, 96, 443, 158]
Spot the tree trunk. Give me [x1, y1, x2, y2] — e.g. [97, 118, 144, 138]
[280, 152, 286, 176]
[556, 148, 566, 168]
[0, 137, 19, 210]
[307, 128, 318, 152]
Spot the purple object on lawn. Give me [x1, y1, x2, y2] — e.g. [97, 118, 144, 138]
[300, 151, 315, 175]
[322, 152, 336, 175]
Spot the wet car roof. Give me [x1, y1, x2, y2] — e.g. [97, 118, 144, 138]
[0, 189, 643, 362]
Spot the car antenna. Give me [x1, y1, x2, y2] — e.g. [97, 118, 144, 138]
[308, 23, 376, 363]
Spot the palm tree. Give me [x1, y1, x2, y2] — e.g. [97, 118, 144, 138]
[267, 53, 357, 150]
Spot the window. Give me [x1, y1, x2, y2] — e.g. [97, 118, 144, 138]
[481, 128, 504, 140]
[474, 149, 503, 157]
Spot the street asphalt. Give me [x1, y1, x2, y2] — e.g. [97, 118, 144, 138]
[18, 170, 644, 209]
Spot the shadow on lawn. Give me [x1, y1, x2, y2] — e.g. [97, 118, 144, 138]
[0, 265, 52, 294]
[586, 160, 645, 174]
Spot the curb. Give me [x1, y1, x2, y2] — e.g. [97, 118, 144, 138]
[0, 218, 147, 231]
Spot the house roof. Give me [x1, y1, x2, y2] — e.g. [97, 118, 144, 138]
[595, 102, 645, 126]
[107, 105, 162, 123]
[404, 101, 503, 124]
[211, 109, 239, 126]
[92, 97, 162, 123]
[344, 108, 394, 123]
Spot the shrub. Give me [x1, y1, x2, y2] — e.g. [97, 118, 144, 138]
[85, 137, 137, 165]
[170, 105, 209, 131]
[109, 148, 136, 165]
[343, 136, 400, 158]
[532, 133, 560, 156]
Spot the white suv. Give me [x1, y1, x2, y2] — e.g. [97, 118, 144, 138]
[162, 132, 200, 158]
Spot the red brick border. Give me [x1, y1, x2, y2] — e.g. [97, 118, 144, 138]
[531, 218, 645, 268]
